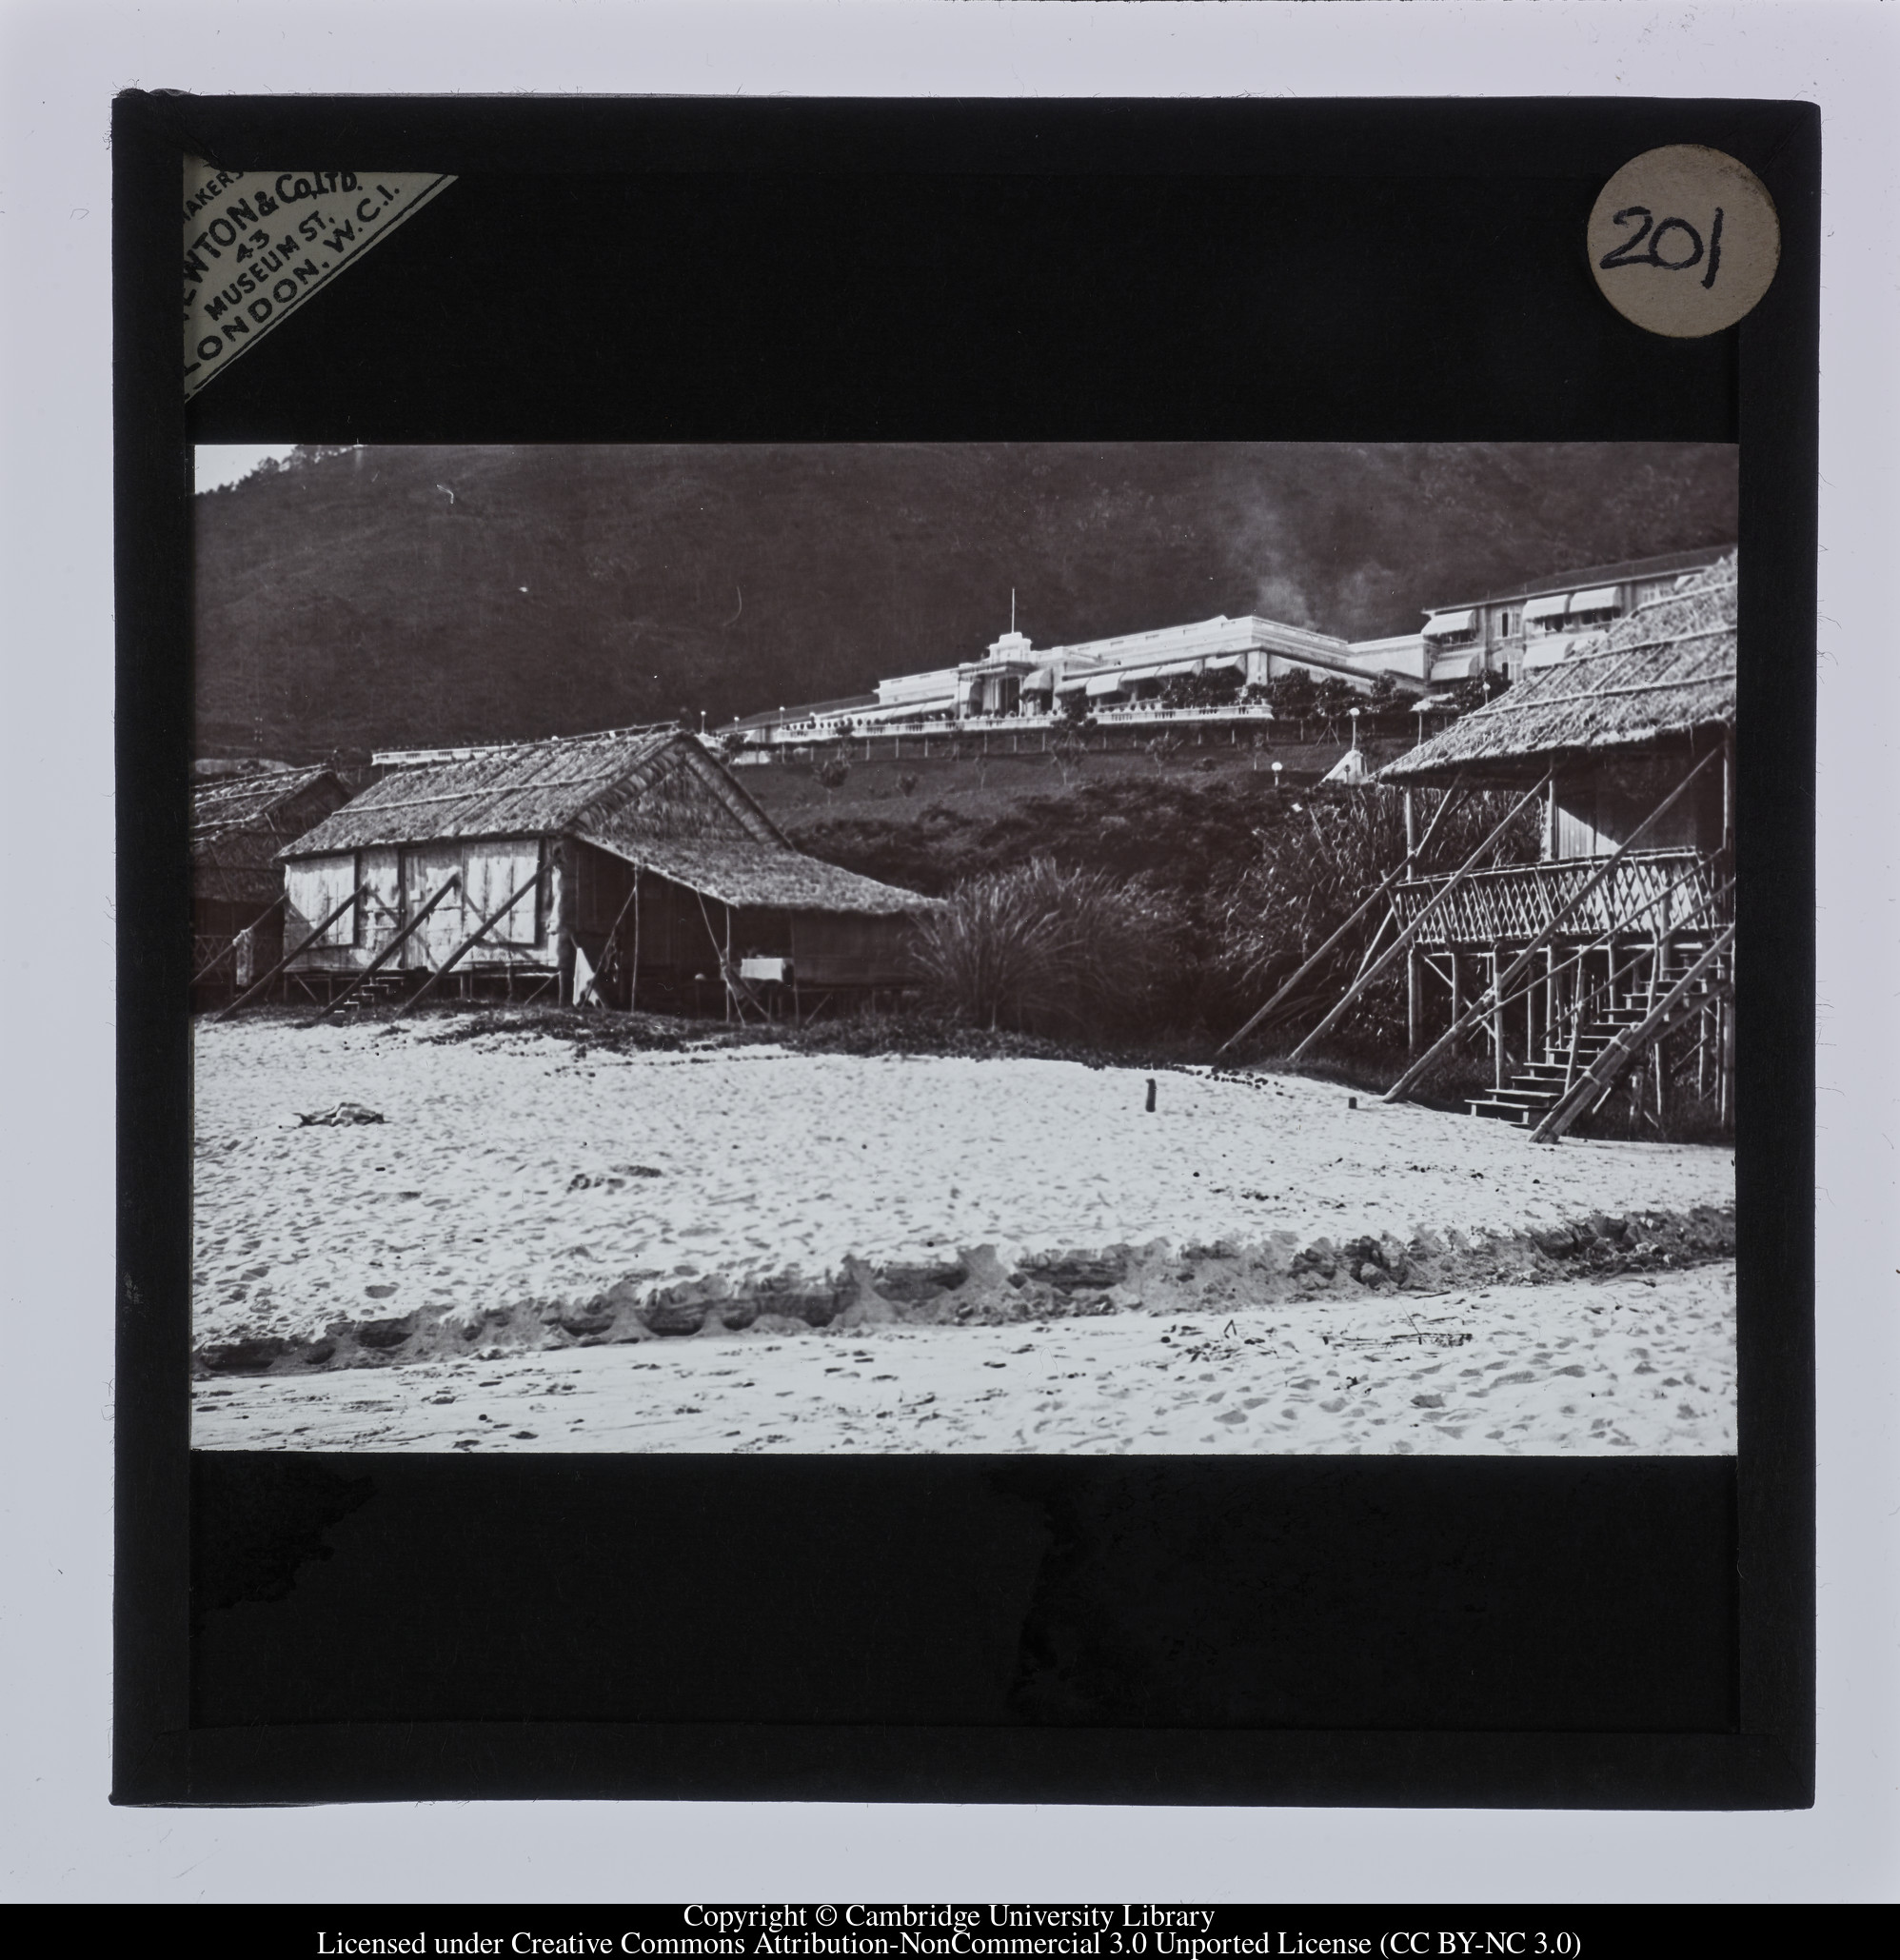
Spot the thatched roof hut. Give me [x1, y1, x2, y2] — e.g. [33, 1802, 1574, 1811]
[192, 764, 353, 1001]
[1381, 554, 1736, 789]
[192, 763, 351, 911]
[275, 727, 931, 1013]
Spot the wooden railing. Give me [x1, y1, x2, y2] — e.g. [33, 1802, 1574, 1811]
[1392, 849, 1730, 945]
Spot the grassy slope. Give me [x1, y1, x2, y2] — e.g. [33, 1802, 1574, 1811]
[755, 740, 1399, 896]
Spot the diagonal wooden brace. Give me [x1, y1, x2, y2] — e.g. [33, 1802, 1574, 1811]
[213, 885, 366, 1021]
[398, 868, 544, 1018]
[313, 873, 462, 1020]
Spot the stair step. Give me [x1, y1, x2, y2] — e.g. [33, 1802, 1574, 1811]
[1467, 1099, 1534, 1124]
[1456, 943, 1727, 1120]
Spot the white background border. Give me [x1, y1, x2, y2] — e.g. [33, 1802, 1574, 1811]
[2, 0, 1893, 1905]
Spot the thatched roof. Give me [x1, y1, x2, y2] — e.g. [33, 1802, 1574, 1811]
[282, 729, 785, 857]
[1381, 555, 1736, 786]
[193, 766, 349, 906]
[587, 837, 936, 917]
[193, 764, 337, 845]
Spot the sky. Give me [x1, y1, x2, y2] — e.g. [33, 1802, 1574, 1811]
[194, 444, 300, 493]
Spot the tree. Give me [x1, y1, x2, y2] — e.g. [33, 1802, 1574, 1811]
[1446, 671, 1511, 716]
[1265, 668, 1317, 718]
[1313, 675, 1361, 724]
[1160, 666, 1243, 712]
[1047, 726, 1090, 787]
[812, 752, 851, 802]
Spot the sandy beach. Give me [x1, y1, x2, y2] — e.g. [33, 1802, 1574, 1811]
[190, 1015, 1736, 1453]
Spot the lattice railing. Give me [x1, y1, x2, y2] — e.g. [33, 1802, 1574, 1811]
[1392, 849, 1730, 946]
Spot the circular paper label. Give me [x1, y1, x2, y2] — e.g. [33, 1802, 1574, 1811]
[1588, 145, 1781, 338]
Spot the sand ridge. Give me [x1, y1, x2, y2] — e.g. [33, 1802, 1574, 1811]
[191, 1261, 1736, 1455]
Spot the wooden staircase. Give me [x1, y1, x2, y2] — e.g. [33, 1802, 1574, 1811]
[1467, 940, 1726, 1129]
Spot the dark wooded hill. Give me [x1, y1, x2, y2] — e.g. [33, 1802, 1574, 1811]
[194, 442, 1736, 761]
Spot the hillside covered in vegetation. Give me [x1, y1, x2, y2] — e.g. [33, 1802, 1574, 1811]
[194, 441, 1735, 760]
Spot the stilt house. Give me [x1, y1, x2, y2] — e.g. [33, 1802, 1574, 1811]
[191, 764, 351, 1006]
[1367, 554, 1736, 1136]
[273, 727, 930, 1017]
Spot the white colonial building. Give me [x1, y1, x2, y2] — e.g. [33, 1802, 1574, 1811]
[719, 543, 1735, 751]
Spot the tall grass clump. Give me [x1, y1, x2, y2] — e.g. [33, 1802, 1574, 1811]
[1206, 785, 1542, 1053]
[910, 857, 1182, 1040]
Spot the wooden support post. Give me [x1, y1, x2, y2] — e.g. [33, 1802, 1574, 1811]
[1491, 942, 1507, 1090]
[399, 867, 544, 1018]
[1529, 952, 1545, 1074]
[1544, 944, 1558, 1060]
[1710, 1003, 1725, 1128]
[214, 884, 366, 1021]
[315, 873, 461, 1020]
[1721, 731, 1734, 861]
[1404, 791, 1422, 1054]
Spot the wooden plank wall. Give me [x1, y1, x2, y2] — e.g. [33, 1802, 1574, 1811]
[286, 839, 556, 973]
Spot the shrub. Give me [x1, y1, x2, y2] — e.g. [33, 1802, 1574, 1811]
[910, 857, 1183, 1039]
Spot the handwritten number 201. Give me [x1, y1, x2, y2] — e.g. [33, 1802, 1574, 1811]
[1599, 205, 1726, 290]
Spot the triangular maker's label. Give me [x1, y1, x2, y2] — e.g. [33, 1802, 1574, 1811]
[184, 162, 454, 397]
